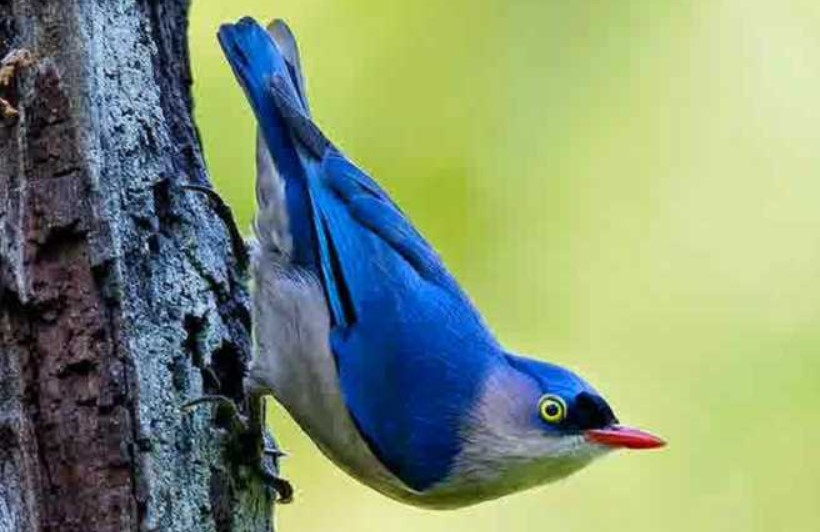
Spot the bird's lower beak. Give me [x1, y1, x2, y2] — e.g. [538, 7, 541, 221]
[584, 425, 666, 450]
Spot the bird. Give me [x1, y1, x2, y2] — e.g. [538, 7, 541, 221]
[217, 16, 665, 509]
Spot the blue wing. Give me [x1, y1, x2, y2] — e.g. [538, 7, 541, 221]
[220, 18, 506, 490]
[319, 151, 504, 490]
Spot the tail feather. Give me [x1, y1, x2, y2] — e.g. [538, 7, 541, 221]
[220, 17, 352, 327]
[219, 17, 317, 268]
[251, 20, 304, 261]
[267, 19, 310, 114]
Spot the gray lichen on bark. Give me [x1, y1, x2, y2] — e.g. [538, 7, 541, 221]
[0, 1, 275, 531]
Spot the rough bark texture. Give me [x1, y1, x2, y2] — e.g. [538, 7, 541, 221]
[0, 1, 275, 531]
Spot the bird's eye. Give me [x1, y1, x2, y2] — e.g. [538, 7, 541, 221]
[538, 395, 567, 424]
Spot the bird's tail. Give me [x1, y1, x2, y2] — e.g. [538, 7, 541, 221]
[218, 17, 318, 267]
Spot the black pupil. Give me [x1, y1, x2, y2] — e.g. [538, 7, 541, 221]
[545, 403, 560, 417]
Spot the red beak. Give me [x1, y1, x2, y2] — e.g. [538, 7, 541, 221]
[584, 426, 666, 450]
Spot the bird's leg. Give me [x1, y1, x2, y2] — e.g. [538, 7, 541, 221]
[182, 392, 294, 503]
[255, 427, 294, 504]
[247, 391, 294, 504]
[180, 182, 292, 502]
[181, 395, 247, 434]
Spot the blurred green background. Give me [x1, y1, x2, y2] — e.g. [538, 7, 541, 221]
[190, 2, 820, 530]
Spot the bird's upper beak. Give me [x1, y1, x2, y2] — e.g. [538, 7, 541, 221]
[584, 425, 666, 450]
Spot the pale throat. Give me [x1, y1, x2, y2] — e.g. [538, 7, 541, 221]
[444, 362, 608, 490]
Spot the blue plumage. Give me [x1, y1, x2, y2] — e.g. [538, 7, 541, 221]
[219, 17, 664, 507]
[219, 19, 318, 274]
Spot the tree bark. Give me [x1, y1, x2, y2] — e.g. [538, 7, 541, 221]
[0, 1, 275, 531]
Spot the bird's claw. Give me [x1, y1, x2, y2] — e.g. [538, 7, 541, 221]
[259, 426, 293, 502]
[182, 392, 294, 503]
[180, 394, 236, 412]
[264, 446, 288, 459]
[181, 184, 250, 271]
[261, 467, 294, 504]
[181, 394, 247, 433]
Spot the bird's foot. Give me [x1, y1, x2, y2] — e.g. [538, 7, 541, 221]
[259, 429, 294, 504]
[262, 468, 295, 504]
[182, 393, 294, 504]
[181, 394, 247, 433]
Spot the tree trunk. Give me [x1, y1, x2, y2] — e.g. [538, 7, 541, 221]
[0, 1, 275, 531]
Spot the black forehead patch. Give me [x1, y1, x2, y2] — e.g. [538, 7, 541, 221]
[568, 392, 618, 430]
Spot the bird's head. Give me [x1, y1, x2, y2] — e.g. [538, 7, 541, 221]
[505, 354, 665, 452]
[440, 354, 664, 504]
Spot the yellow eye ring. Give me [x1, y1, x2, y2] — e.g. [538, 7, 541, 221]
[539, 395, 567, 424]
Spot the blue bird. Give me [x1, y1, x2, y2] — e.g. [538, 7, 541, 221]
[218, 17, 665, 509]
